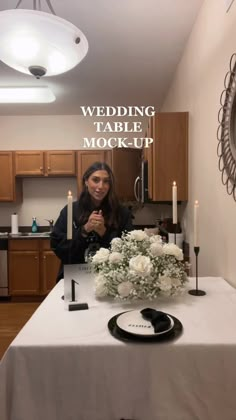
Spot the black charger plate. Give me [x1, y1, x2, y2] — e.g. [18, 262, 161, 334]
[108, 311, 183, 343]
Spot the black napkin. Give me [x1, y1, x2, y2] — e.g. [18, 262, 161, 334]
[141, 308, 171, 333]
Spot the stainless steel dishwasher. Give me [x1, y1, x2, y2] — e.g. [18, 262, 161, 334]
[0, 237, 8, 296]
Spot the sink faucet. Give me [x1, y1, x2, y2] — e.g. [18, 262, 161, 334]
[45, 219, 54, 233]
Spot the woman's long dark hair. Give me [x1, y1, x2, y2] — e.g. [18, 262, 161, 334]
[77, 162, 120, 227]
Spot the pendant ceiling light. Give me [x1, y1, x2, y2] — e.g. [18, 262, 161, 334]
[0, 0, 89, 78]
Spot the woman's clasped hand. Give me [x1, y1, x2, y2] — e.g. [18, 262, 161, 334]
[84, 210, 106, 236]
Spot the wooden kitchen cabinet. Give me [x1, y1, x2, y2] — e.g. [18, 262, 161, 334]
[77, 150, 107, 195]
[144, 112, 188, 201]
[9, 239, 60, 296]
[143, 118, 154, 200]
[0, 152, 22, 202]
[44, 151, 76, 176]
[109, 148, 141, 201]
[40, 240, 61, 294]
[14, 150, 76, 177]
[14, 151, 44, 176]
[76, 149, 141, 201]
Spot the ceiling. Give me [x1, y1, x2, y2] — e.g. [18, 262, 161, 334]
[0, 0, 203, 116]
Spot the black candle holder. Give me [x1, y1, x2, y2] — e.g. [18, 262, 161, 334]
[70, 279, 78, 302]
[188, 246, 206, 296]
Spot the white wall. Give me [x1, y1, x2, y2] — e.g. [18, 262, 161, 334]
[0, 114, 173, 228]
[162, 0, 236, 284]
[0, 115, 147, 150]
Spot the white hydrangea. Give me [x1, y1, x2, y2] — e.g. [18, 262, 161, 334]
[158, 276, 172, 291]
[150, 242, 164, 257]
[163, 243, 183, 261]
[171, 277, 182, 287]
[92, 248, 110, 263]
[109, 252, 123, 264]
[129, 255, 152, 277]
[94, 275, 108, 297]
[128, 230, 149, 241]
[110, 237, 123, 251]
[117, 281, 133, 297]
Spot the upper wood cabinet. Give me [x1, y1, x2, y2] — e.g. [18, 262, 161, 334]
[45, 151, 76, 176]
[14, 151, 76, 177]
[109, 148, 141, 201]
[0, 152, 22, 202]
[77, 150, 107, 195]
[76, 149, 141, 201]
[15, 151, 44, 176]
[144, 112, 188, 202]
[143, 118, 154, 201]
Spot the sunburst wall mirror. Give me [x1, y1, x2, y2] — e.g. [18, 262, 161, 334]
[217, 53, 236, 201]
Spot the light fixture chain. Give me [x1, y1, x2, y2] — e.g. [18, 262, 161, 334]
[45, 0, 56, 15]
[15, 0, 23, 8]
[15, 0, 56, 15]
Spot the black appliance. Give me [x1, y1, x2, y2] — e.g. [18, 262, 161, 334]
[134, 160, 149, 203]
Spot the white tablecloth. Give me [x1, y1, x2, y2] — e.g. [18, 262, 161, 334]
[1, 276, 236, 420]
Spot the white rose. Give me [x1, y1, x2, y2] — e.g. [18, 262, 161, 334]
[150, 242, 163, 257]
[129, 255, 152, 277]
[117, 281, 133, 297]
[111, 237, 122, 251]
[92, 248, 110, 263]
[129, 230, 149, 241]
[109, 252, 123, 264]
[163, 243, 183, 261]
[150, 235, 162, 243]
[94, 274, 108, 297]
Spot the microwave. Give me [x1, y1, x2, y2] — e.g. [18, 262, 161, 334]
[134, 160, 149, 203]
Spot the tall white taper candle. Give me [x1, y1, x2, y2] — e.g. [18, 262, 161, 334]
[67, 190, 73, 240]
[172, 181, 177, 224]
[194, 200, 199, 247]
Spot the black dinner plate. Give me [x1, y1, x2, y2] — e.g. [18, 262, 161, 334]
[108, 311, 183, 343]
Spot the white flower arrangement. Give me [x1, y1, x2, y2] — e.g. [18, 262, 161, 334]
[91, 230, 188, 300]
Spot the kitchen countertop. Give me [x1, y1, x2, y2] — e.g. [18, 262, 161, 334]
[9, 232, 51, 238]
[0, 225, 157, 240]
[0, 232, 51, 239]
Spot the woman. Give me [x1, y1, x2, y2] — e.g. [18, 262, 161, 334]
[51, 161, 133, 280]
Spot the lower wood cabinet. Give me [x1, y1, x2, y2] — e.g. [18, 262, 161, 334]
[9, 239, 60, 296]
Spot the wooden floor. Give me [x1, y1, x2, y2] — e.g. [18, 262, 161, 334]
[0, 301, 40, 360]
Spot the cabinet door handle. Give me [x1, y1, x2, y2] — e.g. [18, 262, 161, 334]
[40, 166, 43, 171]
[43, 256, 46, 259]
[134, 176, 140, 202]
[48, 167, 51, 170]
[34, 256, 38, 259]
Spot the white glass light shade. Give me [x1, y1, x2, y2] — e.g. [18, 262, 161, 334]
[0, 87, 55, 103]
[0, 9, 89, 76]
